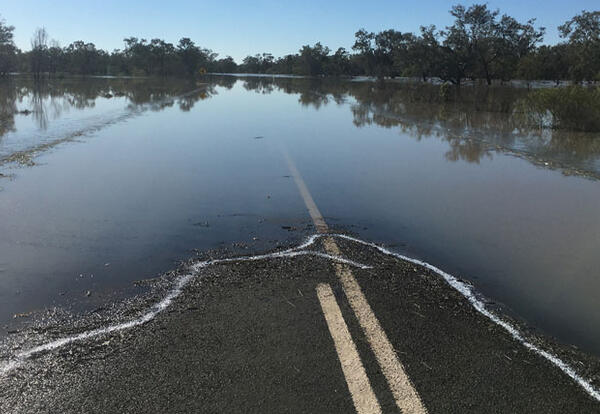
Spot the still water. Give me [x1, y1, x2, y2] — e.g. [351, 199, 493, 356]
[0, 75, 599, 355]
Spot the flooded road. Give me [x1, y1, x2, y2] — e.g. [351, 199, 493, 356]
[0, 75, 599, 356]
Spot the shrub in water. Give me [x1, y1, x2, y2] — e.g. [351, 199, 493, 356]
[519, 86, 600, 132]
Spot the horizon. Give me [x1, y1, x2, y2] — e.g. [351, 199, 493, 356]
[2, 0, 598, 63]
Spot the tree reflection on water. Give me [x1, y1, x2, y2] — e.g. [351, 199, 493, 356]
[1, 75, 599, 178]
[237, 76, 600, 178]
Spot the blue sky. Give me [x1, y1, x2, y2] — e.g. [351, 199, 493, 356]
[2, 0, 597, 62]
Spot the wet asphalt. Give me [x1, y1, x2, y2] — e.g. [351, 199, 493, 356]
[1, 236, 599, 413]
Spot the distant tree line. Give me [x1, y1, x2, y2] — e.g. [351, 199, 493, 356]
[0, 5, 599, 83]
[3, 26, 228, 78]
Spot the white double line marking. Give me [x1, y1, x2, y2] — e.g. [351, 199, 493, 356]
[317, 283, 382, 413]
[283, 150, 427, 414]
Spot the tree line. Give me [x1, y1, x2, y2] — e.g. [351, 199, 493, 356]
[0, 4, 599, 83]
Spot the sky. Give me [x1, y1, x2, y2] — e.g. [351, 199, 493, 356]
[2, 0, 598, 63]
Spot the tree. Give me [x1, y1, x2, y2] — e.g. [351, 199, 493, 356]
[542, 45, 570, 83]
[559, 10, 600, 43]
[240, 53, 274, 73]
[353, 29, 413, 78]
[559, 11, 600, 81]
[440, 4, 543, 85]
[374, 29, 408, 77]
[241, 55, 260, 73]
[108, 48, 129, 75]
[212, 56, 237, 73]
[273, 54, 297, 74]
[149, 38, 176, 76]
[176, 38, 216, 76]
[494, 16, 545, 81]
[352, 29, 376, 75]
[64, 41, 108, 75]
[455, 4, 499, 84]
[407, 26, 440, 81]
[0, 16, 18, 75]
[298, 43, 330, 76]
[47, 40, 64, 75]
[326, 47, 352, 76]
[259, 53, 274, 72]
[439, 9, 472, 85]
[123, 37, 150, 75]
[30, 27, 49, 77]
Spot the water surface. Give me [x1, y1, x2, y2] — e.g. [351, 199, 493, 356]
[0, 75, 599, 355]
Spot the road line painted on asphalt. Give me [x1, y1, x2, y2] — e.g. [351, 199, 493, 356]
[324, 239, 428, 414]
[317, 283, 382, 414]
[282, 150, 328, 233]
[283, 150, 428, 414]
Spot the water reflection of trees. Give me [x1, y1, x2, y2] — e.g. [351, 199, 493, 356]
[0, 76, 223, 140]
[234, 76, 600, 177]
[2, 75, 599, 177]
[0, 78, 18, 138]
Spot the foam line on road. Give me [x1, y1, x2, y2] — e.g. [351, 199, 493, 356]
[2, 233, 599, 405]
[331, 233, 600, 403]
[0, 240, 368, 376]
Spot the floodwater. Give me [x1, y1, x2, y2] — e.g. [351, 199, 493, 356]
[0, 75, 599, 355]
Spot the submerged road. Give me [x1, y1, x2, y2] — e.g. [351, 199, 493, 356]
[1, 151, 600, 413]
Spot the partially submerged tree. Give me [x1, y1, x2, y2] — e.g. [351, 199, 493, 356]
[439, 11, 471, 85]
[440, 4, 544, 85]
[407, 26, 440, 82]
[352, 29, 416, 78]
